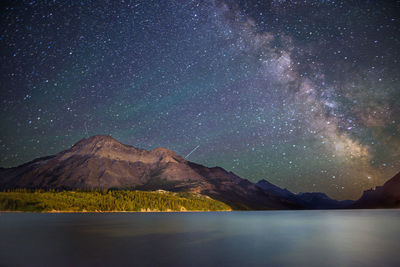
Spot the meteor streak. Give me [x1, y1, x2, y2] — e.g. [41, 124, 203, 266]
[185, 145, 200, 159]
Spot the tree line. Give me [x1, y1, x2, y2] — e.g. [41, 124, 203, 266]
[0, 189, 231, 212]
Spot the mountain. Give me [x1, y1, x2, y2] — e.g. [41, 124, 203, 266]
[0, 135, 300, 210]
[256, 180, 294, 199]
[351, 172, 400, 209]
[256, 180, 354, 209]
[295, 192, 354, 209]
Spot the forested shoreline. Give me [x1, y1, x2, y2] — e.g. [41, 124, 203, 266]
[0, 189, 231, 212]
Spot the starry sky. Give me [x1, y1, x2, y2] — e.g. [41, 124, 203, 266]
[1, 0, 399, 200]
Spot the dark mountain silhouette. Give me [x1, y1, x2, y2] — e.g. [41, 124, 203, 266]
[295, 192, 354, 209]
[351, 172, 400, 209]
[0, 135, 300, 210]
[256, 180, 354, 209]
[256, 180, 294, 199]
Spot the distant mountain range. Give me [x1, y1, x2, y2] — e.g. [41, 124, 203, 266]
[256, 180, 354, 209]
[0, 135, 398, 210]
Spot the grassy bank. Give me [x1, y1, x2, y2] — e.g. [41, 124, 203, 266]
[0, 189, 231, 212]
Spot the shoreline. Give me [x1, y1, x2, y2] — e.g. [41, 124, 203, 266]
[1, 208, 398, 213]
[0, 209, 232, 213]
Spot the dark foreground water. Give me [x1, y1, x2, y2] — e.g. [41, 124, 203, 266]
[1, 210, 399, 267]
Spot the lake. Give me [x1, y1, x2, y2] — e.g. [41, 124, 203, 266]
[1, 210, 399, 267]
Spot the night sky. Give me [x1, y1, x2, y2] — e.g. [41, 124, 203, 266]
[1, 0, 399, 200]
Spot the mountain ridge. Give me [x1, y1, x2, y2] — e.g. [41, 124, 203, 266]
[0, 135, 300, 210]
[255, 180, 354, 209]
[1, 135, 398, 210]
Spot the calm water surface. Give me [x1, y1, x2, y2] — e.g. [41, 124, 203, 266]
[1, 210, 399, 267]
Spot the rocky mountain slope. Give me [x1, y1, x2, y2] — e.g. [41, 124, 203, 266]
[0, 135, 300, 210]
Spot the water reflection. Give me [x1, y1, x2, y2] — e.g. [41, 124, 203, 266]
[0, 210, 399, 266]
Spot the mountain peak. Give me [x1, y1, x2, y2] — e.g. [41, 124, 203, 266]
[256, 179, 295, 199]
[60, 135, 142, 161]
[60, 135, 185, 165]
[73, 135, 120, 147]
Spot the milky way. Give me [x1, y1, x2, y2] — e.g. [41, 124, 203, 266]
[1, 0, 399, 199]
